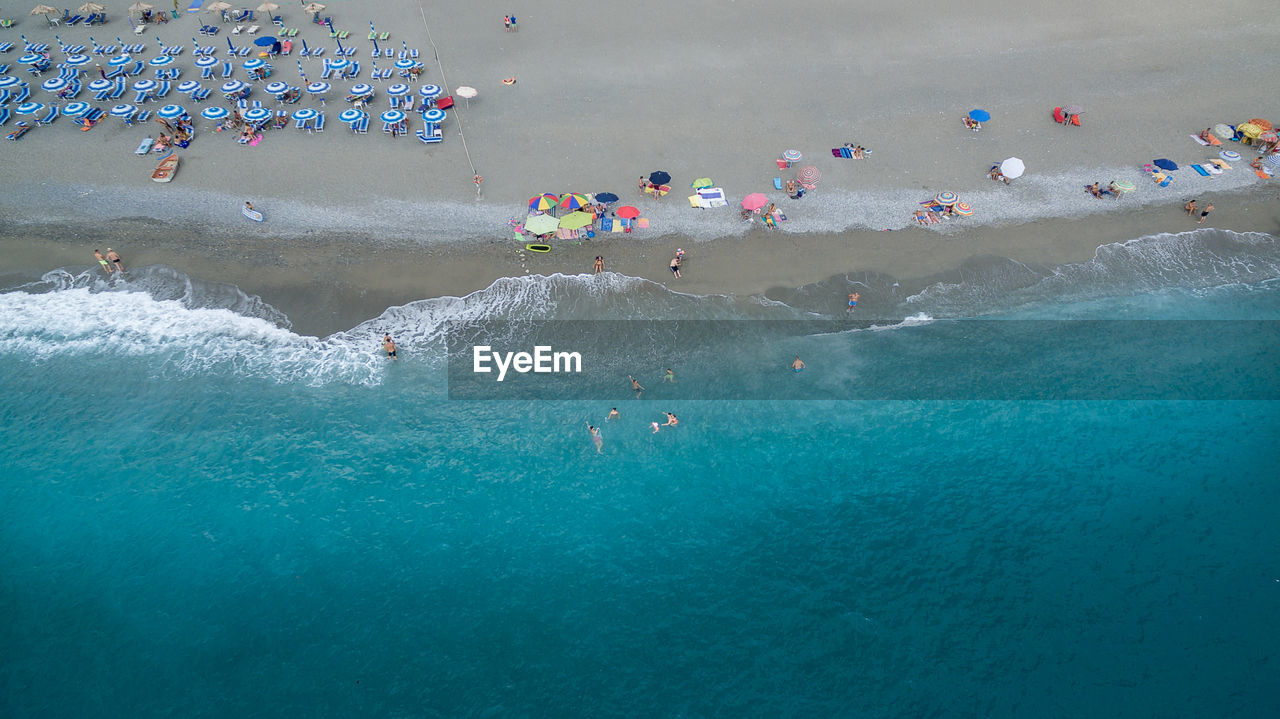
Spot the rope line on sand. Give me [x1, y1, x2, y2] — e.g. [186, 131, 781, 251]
[415, 0, 478, 183]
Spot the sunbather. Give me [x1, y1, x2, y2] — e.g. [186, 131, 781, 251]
[1088, 182, 1104, 199]
[913, 210, 927, 225]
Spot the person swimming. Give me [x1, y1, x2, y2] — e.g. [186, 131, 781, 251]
[663, 412, 679, 427]
[791, 356, 805, 372]
[607, 408, 620, 421]
[585, 421, 603, 454]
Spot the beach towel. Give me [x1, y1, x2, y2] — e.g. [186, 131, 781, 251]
[636, 218, 649, 229]
[1205, 164, 1223, 175]
[611, 220, 623, 233]
[1190, 134, 1209, 146]
[1191, 164, 1209, 176]
[1257, 170, 1272, 179]
[187, 0, 205, 13]
[249, 133, 262, 146]
[600, 217, 613, 232]
[831, 147, 852, 158]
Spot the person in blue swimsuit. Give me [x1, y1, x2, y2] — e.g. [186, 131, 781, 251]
[847, 292, 859, 311]
[791, 356, 805, 372]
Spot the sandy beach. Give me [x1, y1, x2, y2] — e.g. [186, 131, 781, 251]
[2, 0, 1279, 332]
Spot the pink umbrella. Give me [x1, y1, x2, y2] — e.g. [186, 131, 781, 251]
[796, 165, 821, 189]
[741, 193, 768, 210]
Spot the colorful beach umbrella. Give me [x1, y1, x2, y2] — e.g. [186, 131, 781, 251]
[934, 191, 958, 205]
[559, 211, 593, 230]
[528, 193, 559, 211]
[1152, 158, 1178, 171]
[201, 106, 229, 119]
[968, 109, 991, 122]
[1259, 131, 1278, 144]
[796, 166, 821, 188]
[1237, 123, 1262, 139]
[1247, 118, 1273, 132]
[782, 149, 802, 163]
[63, 101, 91, 116]
[741, 193, 768, 210]
[1110, 180, 1135, 193]
[616, 205, 640, 219]
[523, 213, 559, 235]
[999, 157, 1025, 179]
[952, 201, 974, 216]
[559, 193, 589, 211]
[690, 177, 713, 190]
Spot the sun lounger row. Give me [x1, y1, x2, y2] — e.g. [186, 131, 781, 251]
[199, 25, 219, 36]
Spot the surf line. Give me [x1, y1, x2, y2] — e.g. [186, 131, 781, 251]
[473, 345, 582, 382]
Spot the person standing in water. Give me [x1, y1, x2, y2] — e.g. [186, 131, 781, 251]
[791, 356, 805, 372]
[94, 250, 113, 276]
[593, 256, 605, 274]
[105, 248, 125, 273]
[629, 375, 644, 398]
[607, 408, 620, 421]
[382, 334, 398, 360]
[585, 421, 602, 454]
[663, 368, 675, 383]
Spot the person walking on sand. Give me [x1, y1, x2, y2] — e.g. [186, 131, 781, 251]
[593, 256, 604, 274]
[96, 64, 106, 80]
[1184, 199, 1197, 216]
[669, 257, 682, 278]
[1198, 203, 1214, 224]
[94, 249, 114, 276]
[383, 333, 398, 360]
[629, 375, 644, 398]
[105, 248, 124, 273]
[791, 356, 805, 372]
[509, 15, 517, 32]
[503, 15, 511, 31]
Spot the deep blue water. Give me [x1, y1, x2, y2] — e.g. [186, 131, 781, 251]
[2, 229, 1278, 718]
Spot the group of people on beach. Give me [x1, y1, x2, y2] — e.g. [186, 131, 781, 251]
[93, 249, 125, 275]
[1183, 200, 1214, 224]
[585, 410, 677, 453]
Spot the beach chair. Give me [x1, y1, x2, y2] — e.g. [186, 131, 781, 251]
[109, 82, 125, 100]
[0, 89, 9, 105]
[93, 86, 111, 101]
[136, 136, 153, 154]
[415, 126, 441, 143]
[221, 61, 232, 78]
[129, 61, 144, 76]
[66, 14, 84, 26]
[347, 61, 360, 78]
[246, 25, 259, 35]
[200, 64, 213, 79]
[774, 177, 783, 191]
[6, 121, 31, 140]
[0, 108, 9, 127]
[156, 80, 170, 98]
[136, 109, 151, 122]
[134, 88, 151, 103]
[355, 114, 368, 134]
[0, 42, 13, 53]
[104, 64, 123, 79]
[294, 115, 310, 131]
[0, 20, 13, 29]
[313, 111, 323, 132]
[309, 47, 323, 57]
[192, 87, 211, 102]
[12, 84, 29, 104]
[320, 63, 334, 80]
[231, 25, 243, 35]
[94, 43, 115, 55]
[36, 105, 59, 125]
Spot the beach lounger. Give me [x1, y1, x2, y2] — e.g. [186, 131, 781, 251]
[128, 44, 146, 54]
[128, 61, 144, 76]
[65, 14, 83, 26]
[355, 115, 368, 134]
[93, 86, 111, 101]
[247, 25, 259, 35]
[309, 47, 323, 57]
[94, 43, 115, 55]
[36, 105, 58, 125]
[156, 80, 171, 98]
[136, 136, 153, 154]
[221, 61, 232, 79]
[12, 84, 29, 104]
[6, 121, 31, 141]
[341, 46, 356, 57]
[232, 25, 243, 35]
[0, 89, 8, 105]
[105, 65, 124, 79]
[416, 125, 441, 143]
[200, 64, 214, 79]
[0, 108, 9, 127]
[134, 89, 151, 103]
[0, 43, 13, 54]
[192, 87, 211, 101]
[1191, 164, 1210, 176]
[774, 177, 783, 191]
[295, 115, 311, 131]
[65, 44, 86, 54]
[384, 48, 393, 58]
[313, 111, 323, 132]
[320, 64, 334, 80]
[347, 61, 360, 78]
[136, 109, 151, 122]
[109, 82, 125, 100]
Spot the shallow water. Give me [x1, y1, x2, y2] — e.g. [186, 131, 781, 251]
[2, 229, 1278, 717]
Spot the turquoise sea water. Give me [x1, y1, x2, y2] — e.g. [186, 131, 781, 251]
[3, 229, 1279, 717]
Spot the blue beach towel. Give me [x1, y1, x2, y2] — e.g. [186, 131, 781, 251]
[1191, 164, 1210, 176]
[187, 0, 204, 13]
[600, 217, 613, 232]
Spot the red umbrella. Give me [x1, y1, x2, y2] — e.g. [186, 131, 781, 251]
[796, 166, 821, 189]
[616, 205, 640, 219]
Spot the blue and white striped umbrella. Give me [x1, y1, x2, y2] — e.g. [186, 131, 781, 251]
[338, 108, 362, 122]
[386, 83, 409, 97]
[264, 81, 288, 95]
[87, 78, 113, 92]
[149, 55, 174, 67]
[41, 77, 68, 92]
[63, 101, 91, 116]
[306, 82, 330, 94]
[157, 104, 186, 119]
[19, 53, 45, 65]
[201, 106, 229, 119]
[243, 107, 271, 123]
[418, 84, 440, 98]
[327, 59, 349, 70]
[132, 79, 158, 93]
[15, 102, 45, 114]
[350, 83, 372, 96]
[380, 109, 405, 124]
[220, 80, 247, 94]
[109, 103, 137, 117]
[393, 59, 415, 70]
[421, 108, 445, 124]
[195, 55, 218, 68]
[243, 58, 266, 70]
[292, 107, 318, 121]
[1266, 154, 1280, 169]
[107, 54, 132, 67]
[64, 54, 91, 66]
[0, 76, 21, 89]
[176, 80, 201, 93]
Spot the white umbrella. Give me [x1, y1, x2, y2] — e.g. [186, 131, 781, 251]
[455, 85, 476, 108]
[999, 157, 1025, 180]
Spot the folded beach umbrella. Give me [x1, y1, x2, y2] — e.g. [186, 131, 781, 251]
[559, 211, 594, 230]
[999, 157, 1025, 179]
[741, 193, 768, 210]
[952, 202, 974, 216]
[201, 106, 229, 120]
[559, 193, 589, 211]
[1247, 118, 1273, 132]
[616, 205, 641, 219]
[690, 177, 713, 190]
[1152, 158, 1178, 171]
[649, 171, 671, 186]
[782, 149, 802, 163]
[968, 109, 991, 122]
[1062, 104, 1083, 116]
[528, 193, 558, 211]
[796, 166, 821, 188]
[934, 191, 958, 205]
[523, 213, 559, 235]
[594, 192, 619, 204]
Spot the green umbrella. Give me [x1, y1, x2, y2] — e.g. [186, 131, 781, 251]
[690, 177, 713, 190]
[524, 213, 559, 235]
[558, 211, 594, 230]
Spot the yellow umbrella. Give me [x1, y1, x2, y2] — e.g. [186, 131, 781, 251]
[558, 211, 594, 230]
[1238, 123, 1262, 139]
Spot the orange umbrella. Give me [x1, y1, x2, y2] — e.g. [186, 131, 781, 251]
[1247, 118, 1273, 132]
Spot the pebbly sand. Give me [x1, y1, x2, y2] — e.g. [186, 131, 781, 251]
[2, 0, 1279, 334]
